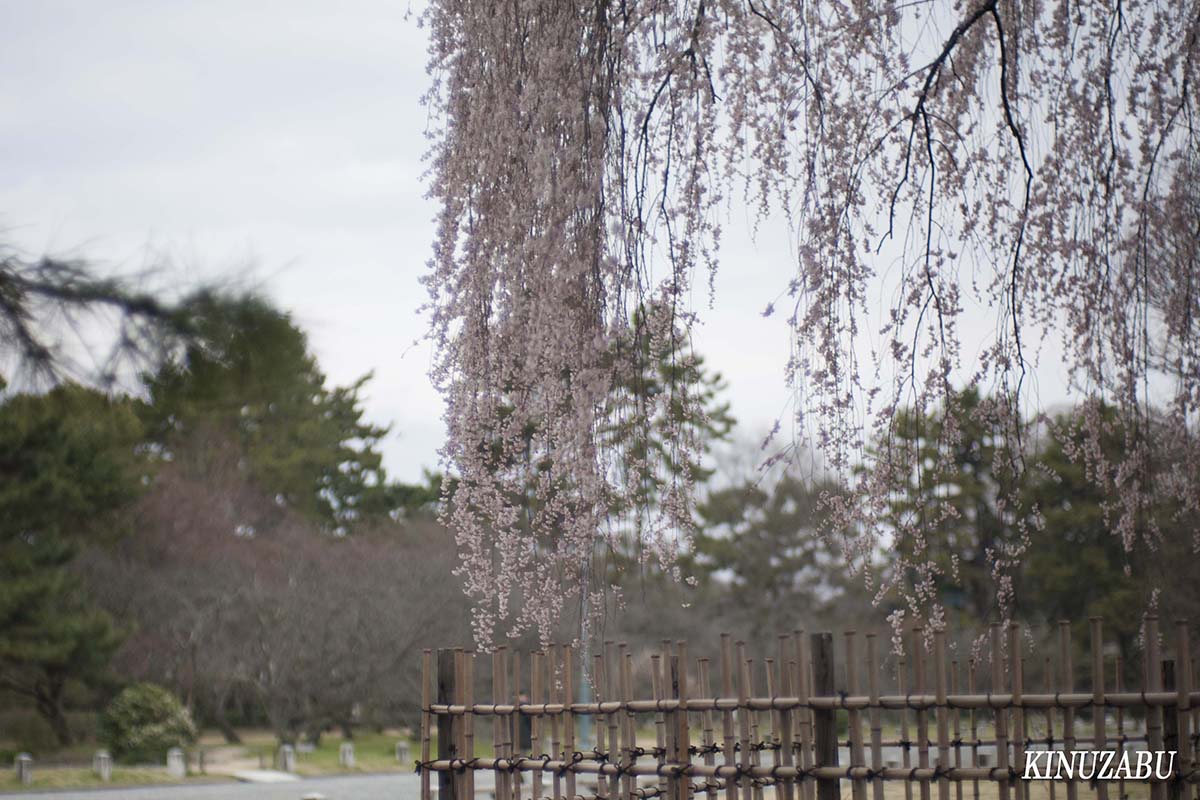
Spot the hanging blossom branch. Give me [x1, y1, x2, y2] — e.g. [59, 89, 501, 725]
[422, 0, 1200, 648]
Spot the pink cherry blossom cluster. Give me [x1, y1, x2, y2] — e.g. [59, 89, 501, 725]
[422, 0, 1200, 648]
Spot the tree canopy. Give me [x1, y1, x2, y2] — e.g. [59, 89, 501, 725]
[422, 0, 1200, 644]
[141, 294, 401, 533]
[0, 384, 139, 744]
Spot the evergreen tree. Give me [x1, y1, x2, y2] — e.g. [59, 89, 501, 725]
[877, 389, 1024, 625]
[598, 305, 735, 568]
[1020, 408, 1149, 661]
[140, 294, 407, 532]
[693, 468, 873, 638]
[0, 383, 136, 744]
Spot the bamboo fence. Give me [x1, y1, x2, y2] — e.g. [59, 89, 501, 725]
[419, 616, 1199, 800]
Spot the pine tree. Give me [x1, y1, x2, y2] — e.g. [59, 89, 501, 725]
[0, 384, 136, 744]
[140, 294, 403, 533]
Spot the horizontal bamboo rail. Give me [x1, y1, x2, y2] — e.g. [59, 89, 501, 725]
[420, 758, 1200, 783]
[429, 691, 1200, 715]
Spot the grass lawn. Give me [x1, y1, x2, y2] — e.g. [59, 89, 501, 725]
[0, 766, 229, 793]
[0, 728, 417, 793]
[245, 730, 415, 776]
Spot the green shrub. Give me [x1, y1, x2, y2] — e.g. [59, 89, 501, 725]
[99, 684, 196, 764]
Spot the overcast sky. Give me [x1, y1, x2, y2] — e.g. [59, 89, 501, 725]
[0, 1, 819, 482]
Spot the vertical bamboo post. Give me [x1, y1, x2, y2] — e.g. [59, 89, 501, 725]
[1174, 621, 1192, 800]
[619, 644, 634, 800]
[899, 653, 913, 800]
[422, 649, 433, 800]
[549, 648, 562, 800]
[794, 631, 814, 800]
[1191, 654, 1199, 800]
[1116, 656, 1126, 800]
[1192, 655, 1200, 800]
[671, 643, 691, 800]
[990, 624, 1010, 800]
[653, 653, 669, 797]
[456, 648, 467, 800]
[438, 649, 459, 800]
[607, 642, 620, 800]
[563, 644, 577, 800]
[1007, 624, 1025, 800]
[846, 631, 867, 800]
[1058, 621, 1077, 800]
[1042, 657, 1055, 800]
[967, 658, 980, 800]
[665, 641, 679, 800]
[951, 659, 963, 800]
[533, 651, 544, 800]
[1089, 617, 1108, 800]
[766, 659, 783, 799]
[934, 629, 950, 800]
[736, 642, 753, 800]
[700, 657, 719, 800]
[811, 632, 838, 800]
[495, 648, 509, 800]
[866, 633, 885, 800]
[513, 650, 524, 800]
[913, 627, 930, 800]
[720, 635, 739, 800]
[744, 655, 762, 800]
[1164, 660, 1180, 800]
[1148, 615, 1166, 800]
[777, 635, 797, 800]
[678, 640, 691, 800]
[595, 651, 609, 800]
[465, 650, 477, 800]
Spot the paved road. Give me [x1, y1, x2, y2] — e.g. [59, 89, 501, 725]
[1, 773, 420, 800]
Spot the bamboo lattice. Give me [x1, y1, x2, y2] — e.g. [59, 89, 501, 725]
[419, 617, 1200, 800]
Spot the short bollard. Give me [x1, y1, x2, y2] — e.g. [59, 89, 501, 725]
[279, 743, 296, 773]
[339, 741, 355, 768]
[396, 739, 411, 764]
[167, 747, 186, 778]
[15, 753, 32, 785]
[93, 750, 113, 782]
